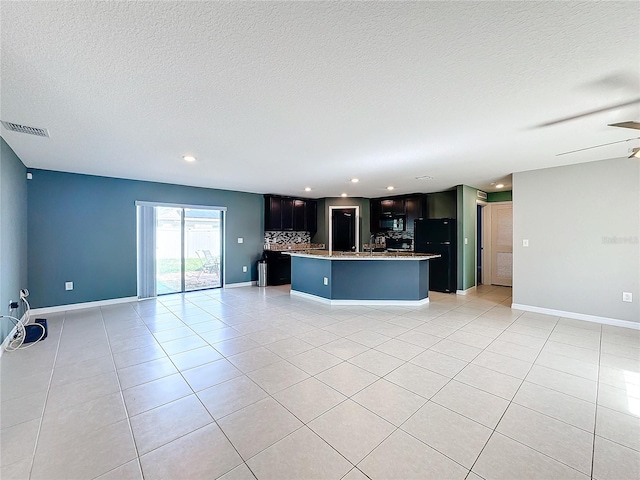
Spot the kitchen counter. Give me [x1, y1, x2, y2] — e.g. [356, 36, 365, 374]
[287, 250, 440, 305]
[285, 250, 439, 260]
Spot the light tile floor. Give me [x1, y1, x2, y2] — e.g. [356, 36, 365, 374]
[1, 285, 639, 479]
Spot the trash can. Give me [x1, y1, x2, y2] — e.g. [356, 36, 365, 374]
[257, 260, 267, 287]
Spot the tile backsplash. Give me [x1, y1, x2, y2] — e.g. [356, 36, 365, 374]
[265, 231, 311, 245]
[370, 231, 414, 250]
[373, 231, 414, 242]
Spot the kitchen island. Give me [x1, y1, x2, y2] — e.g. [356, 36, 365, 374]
[285, 250, 440, 305]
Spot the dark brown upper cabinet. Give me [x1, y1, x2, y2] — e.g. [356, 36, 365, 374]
[265, 195, 283, 231]
[281, 197, 294, 230]
[405, 196, 425, 230]
[264, 195, 317, 233]
[380, 198, 405, 215]
[370, 194, 427, 233]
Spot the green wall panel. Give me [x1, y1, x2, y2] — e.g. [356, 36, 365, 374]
[488, 190, 512, 202]
[456, 185, 478, 292]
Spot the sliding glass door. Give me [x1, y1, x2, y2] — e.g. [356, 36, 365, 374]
[183, 208, 222, 292]
[137, 203, 224, 298]
[155, 207, 184, 294]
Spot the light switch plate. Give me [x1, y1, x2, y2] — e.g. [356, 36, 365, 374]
[323, 277, 328, 286]
[65, 281, 73, 291]
[622, 292, 632, 302]
[523, 239, 529, 247]
[237, 237, 244, 244]
[242, 266, 247, 273]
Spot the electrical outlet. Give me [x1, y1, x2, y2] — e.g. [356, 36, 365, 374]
[464, 238, 468, 245]
[622, 292, 633, 303]
[242, 266, 247, 273]
[65, 281, 73, 291]
[323, 277, 328, 286]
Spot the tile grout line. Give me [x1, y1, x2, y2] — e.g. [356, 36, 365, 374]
[98, 305, 145, 480]
[590, 324, 603, 479]
[464, 315, 557, 477]
[278, 286, 510, 472]
[466, 315, 600, 478]
[152, 294, 264, 479]
[351, 288, 519, 475]
[34, 285, 624, 480]
[27, 312, 65, 480]
[386, 332, 497, 475]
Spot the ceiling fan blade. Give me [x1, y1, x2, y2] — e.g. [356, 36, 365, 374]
[556, 137, 640, 156]
[609, 121, 640, 130]
[536, 98, 640, 128]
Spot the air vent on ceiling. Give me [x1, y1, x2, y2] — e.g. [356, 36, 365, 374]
[1, 121, 50, 137]
[477, 190, 488, 200]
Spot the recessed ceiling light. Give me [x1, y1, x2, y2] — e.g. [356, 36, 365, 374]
[304, 187, 312, 192]
[341, 193, 348, 197]
[182, 155, 196, 162]
[387, 186, 395, 190]
[496, 184, 504, 189]
[350, 178, 359, 183]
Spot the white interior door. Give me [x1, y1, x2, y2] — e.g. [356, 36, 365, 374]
[491, 203, 513, 286]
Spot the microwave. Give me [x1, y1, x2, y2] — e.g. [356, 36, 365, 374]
[379, 214, 406, 231]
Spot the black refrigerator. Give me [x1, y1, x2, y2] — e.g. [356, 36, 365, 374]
[414, 218, 457, 293]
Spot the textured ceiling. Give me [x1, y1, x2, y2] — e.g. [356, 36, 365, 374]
[1, 1, 638, 198]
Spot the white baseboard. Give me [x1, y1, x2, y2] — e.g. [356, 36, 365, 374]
[290, 289, 430, 306]
[290, 290, 333, 304]
[456, 286, 477, 295]
[29, 296, 138, 316]
[224, 281, 257, 289]
[511, 303, 640, 331]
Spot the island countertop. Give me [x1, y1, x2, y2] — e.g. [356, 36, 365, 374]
[284, 250, 441, 261]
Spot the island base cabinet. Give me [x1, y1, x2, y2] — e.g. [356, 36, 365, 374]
[289, 255, 432, 305]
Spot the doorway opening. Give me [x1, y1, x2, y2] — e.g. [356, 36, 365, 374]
[479, 202, 513, 287]
[136, 202, 225, 299]
[329, 206, 359, 253]
[490, 202, 513, 286]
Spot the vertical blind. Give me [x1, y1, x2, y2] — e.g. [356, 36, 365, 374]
[136, 204, 157, 299]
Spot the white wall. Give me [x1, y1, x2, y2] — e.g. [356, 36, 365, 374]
[513, 157, 639, 324]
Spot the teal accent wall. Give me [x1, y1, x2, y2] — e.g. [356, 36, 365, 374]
[312, 197, 370, 249]
[27, 169, 263, 309]
[0, 138, 28, 343]
[456, 185, 478, 291]
[488, 190, 512, 202]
